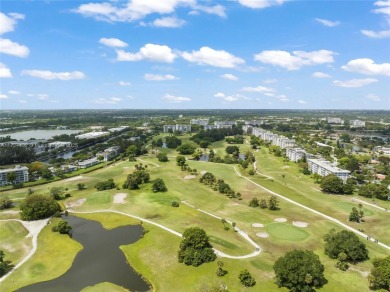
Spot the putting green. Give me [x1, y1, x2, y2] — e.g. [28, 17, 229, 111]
[266, 223, 310, 241]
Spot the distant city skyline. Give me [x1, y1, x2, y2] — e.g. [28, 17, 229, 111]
[0, 0, 389, 110]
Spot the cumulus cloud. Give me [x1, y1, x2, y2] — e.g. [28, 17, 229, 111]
[238, 0, 285, 9]
[0, 63, 12, 78]
[254, 50, 335, 70]
[99, 37, 128, 47]
[0, 94, 8, 99]
[312, 72, 331, 78]
[315, 18, 340, 27]
[366, 93, 382, 101]
[193, 4, 226, 17]
[0, 38, 30, 58]
[361, 0, 390, 38]
[361, 29, 390, 38]
[242, 85, 276, 95]
[342, 58, 390, 76]
[162, 93, 191, 103]
[116, 44, 176, 63]
[152, 16, 186, 28]
[21, 70, 86, 80]
[0, 12, 25, 35]
[220, 73, 238, 81]
[333, 78, 378, 88]
[298, 99, 307, 104]
[213, 92, 240, 102]
[182, 47, 245, 68]
[8, 90, 20, 94]
[144, 73, 178, 81]
[118, 81, 131, 86]
[95, 97, 122, 104]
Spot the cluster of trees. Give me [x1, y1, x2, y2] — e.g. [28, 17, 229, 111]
[151, 138, 163, 148]
[19, 194, 62, 220]
[349, 205, 365, 223]
[95, 179, 116, 191]
[320, 175, 355, 194]
[249, 196, 279, 210]
[199, 172, 240, 199]
[49, 186, 70, 200]
[0, 250, 13, 277]
[358, 183, 390, 200]
[0, 197, 13, 210]
[165, 136, 182, 149]
[122, 170, 150, 190]
[238, 269, 256, 287]
[51, 219, 72, 235]
[177, 227, 216, 266]
[0, 145, 36, 165]
[176, 143, 197, 155]
[152, 178, 167, 192]
[190, 127, 243, 148]
[226, 135, 244, 144]
[369, 255, 390, 291]
[175, 156, 197, 174]
[156, 153, 168, 162]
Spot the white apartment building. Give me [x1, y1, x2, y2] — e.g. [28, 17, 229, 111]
[375, 146, 390, 156]
[190, 119, 209, 126]
[308, 159, 350, 182]
[286, 148, 313, 162]
[78, 157, 100, 168]
[204, 125, 218, 131]
[0, 165, 29, 186]
[327, 117, 344, 124]
[76, 132, 109, 139]
[163, 124, 191, 133]
[350, 120, 366, 128]
[251, 127, 295, 149]
[214, 121, 236, 127]
[48, 141, 72, 149]
[96, 146, 120, 162]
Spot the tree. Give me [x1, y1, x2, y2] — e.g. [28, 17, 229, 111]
[152, 178, 167, 192]
[320, 174, 344, 194]
[368, 255, 390, 291]
[273, 250, 326, 292]
[248, 197, 259, 207]
[123, 170, 150, 190]
[50, 186, 66, 200]
[259, 199, 268, 209]
[41, 167, 53, 179]
[6, 172, 16, 184]
[225, 145, 239, 156]
[238, 269, 256, 287]
[95, 179, 116, 191]
[156, 153, 168, 162]
[176, 155, 186, 166]
[165, 136, 182, 149]
[216, 261, 227, 277]
[178, 227, 216, 267]
[176, 143, 197, 155]
[268, 195, 279, 210]
[19, 194, 62, 221]
[0, 197, 13, 210]
[0, 250, 14, 277]
[313, 173, 322, 183]
[359, 184, 390, 200]
[77, 183, 85, 190]
[349, 207, 362, 223]
[324, 229, 369, 264]
[51, 219, 72, 234]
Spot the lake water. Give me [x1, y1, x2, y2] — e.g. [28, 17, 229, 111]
[18, 215, 150, 292]
[0, 130, 81, 141]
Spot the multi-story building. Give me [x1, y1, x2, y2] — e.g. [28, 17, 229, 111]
[96, 146, 120, 162]
[190, 119, 209, 126]
[214, 121, 236, 127]
[204, 125, 218, 131]
[78, 157, 100, 168]
[286, 148, 313, 162]
[308, 159, 350, 182]
[251, 127, 295, 149]
[374, 146, 390, 156]
[48, 141, 72, 149]
[163, 124, 191, 133]
[0, 165, 29, 186]
[350, 120, 366, 128]
[327, 117, 344, 124]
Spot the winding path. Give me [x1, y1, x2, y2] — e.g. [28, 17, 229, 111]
[352, 197, 389, 212]
[69, 209, 260, 259]
[0, 218, 49, 282]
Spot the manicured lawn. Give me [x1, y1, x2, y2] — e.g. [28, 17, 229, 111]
[265, 223, 310, 241]
[0, 221, 30, 264]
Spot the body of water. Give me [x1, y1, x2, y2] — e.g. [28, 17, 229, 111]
[0, 129, 81, 141]
[18, 215, 150, 292]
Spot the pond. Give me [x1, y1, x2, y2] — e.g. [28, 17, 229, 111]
[0, 129, 81, 141]
[18, 215, 150, 292]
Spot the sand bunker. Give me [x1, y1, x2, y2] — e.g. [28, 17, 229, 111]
[113, 193, 127, 204]
[251, 223, 264, 228]
[200, 170, 207, 175]
[274, 218, 287, 223]
[66, 198, 86, 208]
[64, 175, 84, 182]
[256, 232, 269, 238]
[184, 175, 196, 180]
[292, 221, 309, 228]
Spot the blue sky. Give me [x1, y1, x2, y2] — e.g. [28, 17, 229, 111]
[0, 0, 389, 110]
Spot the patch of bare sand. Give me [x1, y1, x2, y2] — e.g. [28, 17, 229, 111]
[252, 223, 264, 228]
[113, 193, 127, 204]
[64, 175, 84, 182]
[292, 221, 309, 228]
[274, 217, 287, 223]
[66, 198, 86, 208]
[256, 232, 269, 238]
[184, 175, 196, 180]
[200, 170, 207, 175]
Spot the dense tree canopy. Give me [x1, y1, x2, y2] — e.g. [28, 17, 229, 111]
[95, 179, 116, 191]
[320, 174, 344, 194]
[369, 256, 390, 291]
[152, 178, 167, 192]
[273, 249, 326, 292]
[122, 170, 150, 190]
[0, 197, 13, 210]
[176, 143, 197, 155]
[51, 219, 72, 234]
[359, 184, 390, 200]
[156, 153, 168, 162]
[0, 145, 36, 165]
[178, 227, 216, 267]
[20, 194, 62, 221]
[0, 250, 14, 277]
[324, 229, 369, 264]
[238, 269, 256, 287]
[165, 136, 182, 149]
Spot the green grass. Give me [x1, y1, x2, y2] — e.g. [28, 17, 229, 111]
[81, 282, 131, 292]
[265, 223, 310, 241]
[0, 221, 30, 264]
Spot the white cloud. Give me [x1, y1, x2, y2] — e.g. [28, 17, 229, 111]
[367, 93, 382, 101]
[0, 94, 8, 99]
[8, 90, 20, 94]
[0, 38, 29, 58]
[361, 1, 390, 38]
[298, 99, 307, 104]
[22, 70, 86, 80]
[152, 16, 186, 28]
[238, 0, 285, 9]
[220, 73, 238, 81]
[373, 0, 390, 17]
[193, 4, 226, 17]
[0, 12, 25, 35]
[162, 93, 191, 103]
[182, 47, 245, 68]
[361, 29, 390, 38]
[242, 85, 276, 94]
[95, 97, 122, 104]
[99, 37, 128, 47]
[37, 94, 49, 100]
[315, 18, 340, 27]
[341, 58, 390, 76]
[0, 63, 12, 78]
[144, 73, 178, 81]
[118, 81, 131, 86]
[254, 50, 335, 70]
[312, 72, 331, 78]
[333, 78, 378, 88]
[116, 44, 176, 63]
[214, 92, 239, 102]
